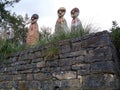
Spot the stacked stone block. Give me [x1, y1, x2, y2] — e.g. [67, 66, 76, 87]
[0, 31, 119, 90]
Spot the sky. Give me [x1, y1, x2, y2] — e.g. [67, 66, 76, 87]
[7, 0, 120, 32]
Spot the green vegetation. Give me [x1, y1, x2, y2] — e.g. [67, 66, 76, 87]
[1, 20, 120, 61]
[0, 0, 29, 45]
[38, 26, 89, 46]
[111, 21, 120, 52]
[45, 45, 59, 59]
[0, 0, 29, 61]
[0, 26, 90, 61]
[0, 39, 26, 61]
[0, 0, 97, 61]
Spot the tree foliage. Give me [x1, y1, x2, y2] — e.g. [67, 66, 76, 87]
[11, 13, 29, 44]
[111, 21, 120, 52]
[0, 0, 20, 22]
[0, 0, 30, 44]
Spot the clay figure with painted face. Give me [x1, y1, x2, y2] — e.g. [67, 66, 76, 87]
[26, 14, 39, 45]
[55, 7, 69, 35]
[71, 7, 83, 32]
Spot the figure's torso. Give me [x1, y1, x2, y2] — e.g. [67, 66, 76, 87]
[55, 18, 68, 33]
[71, 18, 83, 31]
[28, 23, 39, 35]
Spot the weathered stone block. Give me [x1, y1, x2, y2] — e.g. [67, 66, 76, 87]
[53, 71, 76, 80]
[19, 69, 32, 74]
[32, 68, 40, 73]
[72, 63, 90, 76]
[72, 63, 90, 70]
[36, 61, 45, 68]
[72, 42, 82, 51]
[34, 73, 52, 80]
[85, 47, 113, 63]
[11, 61, 28, 66]
[46, 60, 58, 67]
[21, 54, 29, 60]
[82, 74, 119, 90]
[60, 50, 87, 58]
[34, 51, 42, 58]
[40, 67, 60, 73]
[0, 81, 9, 89]
[28, 81, 41, 90]
[41, 80, 53, 90]
[11, 81, 18, 90]
[18, 81, 28, 90]
[54, 79, 80, 89]
[81, 36, 100, 48]
[27, 74, 33, 80]
[27, 53, 35, 60]
[59, 58, 74, 66]
[60, 66, 71, 71]
[0, 75, 13, 81]
[16, 63, 36, 71]
[13, 74, 27, 81]
[32, 58, 43, 63]
[91, 61, 115, 74]
[0, 68, 5, 73]
[57, 40, 71, 54]
[74, 56, 84, 63]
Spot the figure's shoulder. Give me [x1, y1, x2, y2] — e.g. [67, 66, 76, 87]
[36, 23, 39, 26]
[77, 18, 82, 24]
[63, 18, 67, 22]
[76, 18, 80, 21]
[29, 24, 33, 28]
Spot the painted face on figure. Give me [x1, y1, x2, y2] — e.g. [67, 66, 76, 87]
[31, 17, 38, 24]
[71, 8, 79, 19]
[31, 14, 39, 24]
[58, 7, 66, 18]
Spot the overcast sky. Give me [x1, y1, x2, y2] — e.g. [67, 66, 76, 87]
[8, 0, 120, 32]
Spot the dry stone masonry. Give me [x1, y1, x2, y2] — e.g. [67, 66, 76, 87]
[0, 31, 120, 90]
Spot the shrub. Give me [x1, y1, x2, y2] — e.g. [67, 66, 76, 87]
[111, 26, 120, 52]
[0, 39, 26, 61]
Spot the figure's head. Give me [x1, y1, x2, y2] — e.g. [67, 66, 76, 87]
[57, 7, 66, 18]
[71, 8, 79, 19]
[31, 14, 39, 24]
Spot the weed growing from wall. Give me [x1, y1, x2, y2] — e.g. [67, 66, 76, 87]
[45, 45, 59, 60]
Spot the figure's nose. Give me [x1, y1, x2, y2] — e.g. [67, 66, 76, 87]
[59, 11, 62, 14]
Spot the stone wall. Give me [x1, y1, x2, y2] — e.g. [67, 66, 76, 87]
[0, 31, 120, 90]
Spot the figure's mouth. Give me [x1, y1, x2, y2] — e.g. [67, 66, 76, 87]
[59, 13, 63, 16]
[58, 12, 62, 14]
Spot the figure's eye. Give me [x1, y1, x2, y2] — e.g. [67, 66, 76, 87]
[31, 17, 37, 20]
[71, 11, 74, 14]
[33, 17, 37, 19]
